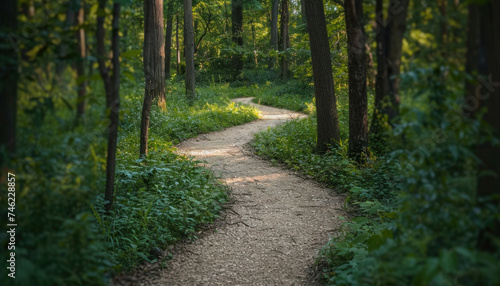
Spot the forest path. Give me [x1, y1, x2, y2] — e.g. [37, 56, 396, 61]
[139, 98, 344, 285]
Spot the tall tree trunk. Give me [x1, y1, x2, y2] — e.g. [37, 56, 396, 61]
[438, 0, 448, 55]
[176, 13, 181, 75]
[268, 0, 279, 69]
[251, 19, 258, 67]
[224, 0, 230, 33]
[305, 0, 341, 152]
[165, 1, 174, 79]
[97, 0, 121, 212]
[371, 0, 388, 136]
[345, 0, 368, 161]
[301, 0, 307, 27]
[371, 0, 409, 135]
[75, 0, 87, 121]
[141, 0, 166, 156]
[385, 0, 409, 121]
[184, 0, 196, 99]
[232, 0, 244, 76]
[0, 0, 18, 165]
[466, 1, 500, 252]
[280, 0, 289, 79]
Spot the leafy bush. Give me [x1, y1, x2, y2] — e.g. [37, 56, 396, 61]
[317, 68, 500, 285]
[95, 151, 228, 271]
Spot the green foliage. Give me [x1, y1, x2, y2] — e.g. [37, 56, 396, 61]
[96, 151, 228, 271]
[251, 80, 315, 113]
[317, 68, 500, 285]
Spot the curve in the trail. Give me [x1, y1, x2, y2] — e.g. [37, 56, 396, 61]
[141, 97, 344, 285]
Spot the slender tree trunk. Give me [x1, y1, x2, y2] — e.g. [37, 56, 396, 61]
[438, 0, 448, 54]
[345, 0, 368, 161]
[466, 1, 500, 252]
[97, 0, 121, 212]
[141, 0, 166, 156]
[184, 0, 196, 99]
[75, 0, 87, 121]
[280, 0, 289, 79]
[371, 0, 388, 136]
[268, 0, 279, 69]
[232, 0, 244, 76]
[385, 0, 409, 121]
[176, 13, 181, 75]
[251, 19, 258, 67]
[165, 1, 174, 79]
[305, 0, 341, 152]
[0, 0, 18, 164]
[224, 0, 229, 33]
[301, 0, 307, 27]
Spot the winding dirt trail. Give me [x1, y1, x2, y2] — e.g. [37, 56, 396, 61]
[138, 98, 344, 285]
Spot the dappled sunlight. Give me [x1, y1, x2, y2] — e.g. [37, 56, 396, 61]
[260, 114, 307, 120]
[223, 173, 287, 184]
[186, 147, 242, 157]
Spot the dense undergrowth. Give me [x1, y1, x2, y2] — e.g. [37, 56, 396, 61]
[0, 77, 259, 285]
[251, 68, 500, 285]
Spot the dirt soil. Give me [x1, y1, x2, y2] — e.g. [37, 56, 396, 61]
[116, 98, 345, 286]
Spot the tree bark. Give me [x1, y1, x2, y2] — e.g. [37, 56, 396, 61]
[75, 0, 87, 121]
[165, 1, 174, 79]
[371, 0, 388, 136]
[176, 13, 181, 75]
[305, 0, 341, 152]
[466, 1, 500, 252]
[385, 0, 409, 121]
[141, 0, 166, 156]
[184, 0, 196, 99]
[438, 0, 448, 54]
[345, 0, 368, 161]
[97, 0, 121, 212]
[0, 0, 18, 164]
[301, 0, 307, 26]
[371, 0, 409, 136]
[280, 0, 289, 79]
[268, 0, 279, 69]
[232, 0, 244, 75]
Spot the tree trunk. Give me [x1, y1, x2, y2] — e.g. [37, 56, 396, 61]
[438, 0, 448, 54]
[371, 0, 388, 136]
[268, 0, 279, 69]
[345, 0, 368, 161]
[184, 0, 196, 99]
[176, 13, 181, 75]
[466, 1, 500, 252]
[141, 0, 166, 156]
[280, 0, 289, 79]
[385, 0, 409, 121]
[251, 19, 258, 67]
[0, 0, 18, 164]
[371, 0, 409, 135]
[232, 0, 244, 76]
[165, 1, 174, 79]
[75, 0, 87, 121]
[97, 0, 121, 212]
[301, 0, 307, 27]
[305, 0, 341, 152]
